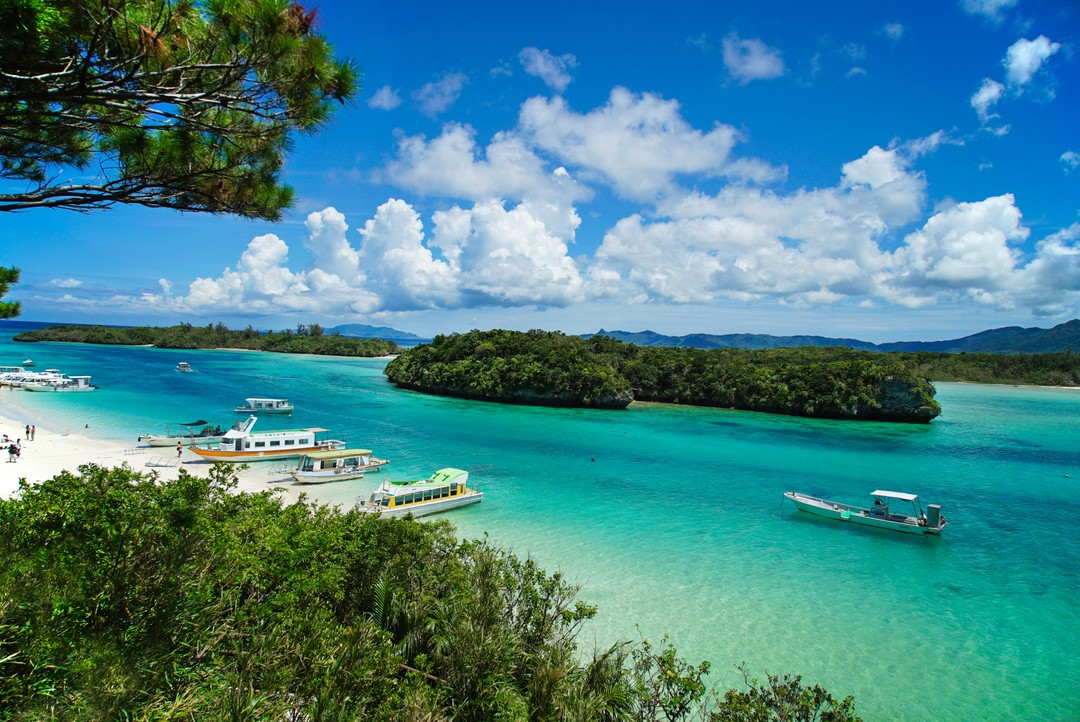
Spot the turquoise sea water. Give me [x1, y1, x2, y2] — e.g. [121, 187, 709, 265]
[2, 330, 1078, 721]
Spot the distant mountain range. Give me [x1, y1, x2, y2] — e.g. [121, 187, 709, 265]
[327, 323, 425, 343]
[590, 320, 1080, 353]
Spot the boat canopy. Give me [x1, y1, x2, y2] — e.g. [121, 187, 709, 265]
[177, 420, 209, 426]
[871, 490, 919, 502]
[302, 448, 372, 460]
[246, 397, 287, 403]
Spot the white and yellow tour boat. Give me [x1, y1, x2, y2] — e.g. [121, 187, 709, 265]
[358, 468, 482, 518]
[190, 416, 342, 463]
[290, 448, 390, 483]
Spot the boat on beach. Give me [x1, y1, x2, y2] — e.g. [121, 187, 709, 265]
[189, 415, 342, 462]
[175, 362, 193, 372]
[357, 468, 482, 518]
[290, 447, 390, 483]
[784, 490, 946, 535]
[138, 420, 227, 447]
[233, 397, 294, 415]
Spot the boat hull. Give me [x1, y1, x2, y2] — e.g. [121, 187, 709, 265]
[784, 492, 943, 535]
[143, 435, 225, 447]
[233, 407, 294, 414]
[191, 443, 338, 463]
[359, 492, 482, 518]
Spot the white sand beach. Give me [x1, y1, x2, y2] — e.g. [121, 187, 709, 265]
[0, 411, 303, 502]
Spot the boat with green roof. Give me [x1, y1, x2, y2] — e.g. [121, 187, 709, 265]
[358, 468, 482, 518]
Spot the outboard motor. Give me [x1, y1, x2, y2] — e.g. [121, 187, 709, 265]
[926, 504, 942, 529]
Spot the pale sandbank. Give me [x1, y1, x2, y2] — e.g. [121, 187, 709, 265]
[0, 410, 304, 503]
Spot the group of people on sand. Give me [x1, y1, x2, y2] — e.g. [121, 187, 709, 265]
[4, 423, 35, 463]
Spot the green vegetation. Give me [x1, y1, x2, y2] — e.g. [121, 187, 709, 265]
[893, 350, 1080, 386]
[0, 0, 357, 218]
[385, 329, 941, 422]
[0, 266, 18, 318]
[0, 464, 860, 720]
[14, 322, 401, 357]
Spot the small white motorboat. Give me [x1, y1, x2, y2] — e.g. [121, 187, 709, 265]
[358, 468, 482, 518]
[784, 490, 946, 535]
[139, 420, 227, 447]
[233, 397, 294, 415]
[21, 359, 35, 367]
[290, 448, 389, 483]
[175, 362, 193, 372]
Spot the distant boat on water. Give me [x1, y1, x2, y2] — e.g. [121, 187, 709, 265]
[175, 361, 193, 372]
[233, 397, 294, 415]
[21, 358, 34, 366]
[784, 490, 946, 535]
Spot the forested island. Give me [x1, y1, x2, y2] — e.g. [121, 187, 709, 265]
[0, 465, 860, 720]
[13, 323, 401, 357]
[384, 330, 943, 423]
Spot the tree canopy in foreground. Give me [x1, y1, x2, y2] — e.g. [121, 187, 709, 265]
[0, 265, 18, 317]
[0, 464, 861, 720]
[0, 0, 358, 219]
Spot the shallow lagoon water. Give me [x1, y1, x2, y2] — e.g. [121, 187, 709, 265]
[2, 331, 1078, 720]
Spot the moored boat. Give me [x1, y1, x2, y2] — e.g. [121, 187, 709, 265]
[139, 420, 227, 447]
[22, 359, 35, 367]
[233, 397, 294, 414]
[784, 490, 946, 535]
[357, 468, 481, 518]
[23, 374, 97, 392]
[290, 448, 390, 483]
[190, 415, 343, 462]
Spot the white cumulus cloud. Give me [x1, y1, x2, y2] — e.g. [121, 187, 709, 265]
[721, 34, 786, 84]
[518, 47, 578, 92]
[960, 0, 1017, 22]
[1061, 151, 1080, 174]
[412, 72, 468, 117]
[1003, 35, 1061, 88]
[520, 88, 781, 201]
[367, 85, 402, 110]
[50, 278, 82, 288]
[971, 78, 1006, 130]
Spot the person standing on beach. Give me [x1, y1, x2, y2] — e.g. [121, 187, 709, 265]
[177, 441, 183, 458]
[25, 424, 29, 440]
[7, 443, 16, 463]
[30, 425, 35, 441]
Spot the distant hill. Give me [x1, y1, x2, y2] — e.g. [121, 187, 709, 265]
[327, 323, 425, 342]
[591, 320, 1080, 353]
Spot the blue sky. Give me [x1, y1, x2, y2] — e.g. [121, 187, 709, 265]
[2, 0, 1078, 341]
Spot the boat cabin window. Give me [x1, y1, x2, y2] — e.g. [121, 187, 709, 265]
[449, 483, 458, 496]
[301, 437, 311, 445]
[284, 439, 294, 445]
[381, 496, 390, 507]
[234, 440, 243, 451]
[345, 457, 358, 465]
[269, 441, 280, 447]
[254, 441, 265, 448]
[423, 490, 433, 501]
[395, 495, 405, 506]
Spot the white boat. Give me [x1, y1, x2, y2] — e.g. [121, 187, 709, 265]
[190, 415, 343, 463]
[23, 375, 97, 392]
[290, 448, 390, 483]
[175, 362, 193, 373]
[21, 359, 35, 367]
[1, 368, 63, 387]
[138, 420, 227, 447]
[233, 397, 294, 415]
[784, 490, 947, 535]
[357, 468, 482, 518]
